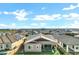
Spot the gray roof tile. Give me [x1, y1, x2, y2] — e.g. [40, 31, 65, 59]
[27, 33, 79, 45]
[0, 37, 3, 43]
[53, 34, 79, 45]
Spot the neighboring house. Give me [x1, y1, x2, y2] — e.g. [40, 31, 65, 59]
[0, 33, 17, 51]
[15, 33, 24, 40]
[53, 34, 79, 53]
[74, 35, 79, 38]
[0, 37, 4, 51]
[24, 33, 79, 53]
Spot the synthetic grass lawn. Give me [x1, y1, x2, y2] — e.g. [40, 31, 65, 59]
[16, 52, 54, 55]
[54, 50, 60, 55]
[16, 49, 60, 55]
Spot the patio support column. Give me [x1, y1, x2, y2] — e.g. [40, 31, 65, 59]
[66, 45, 69, 52]
[61, 43, 63, 47]
[51, 45, 52, 49]
[55, 44, 58, 49]
[42, 44, 44, 51]
[42, 44, 44, 49]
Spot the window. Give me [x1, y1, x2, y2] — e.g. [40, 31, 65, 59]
[72, 45, 74, 48]
[37, 46, 38, 48]
[44, 44, 51, 49]
[28, 46, 31, 49]
[6, 44, 8, 48]
[0, 45, 2, 49]
[76, 47, 79, 49]
[63, 44, 66, 47]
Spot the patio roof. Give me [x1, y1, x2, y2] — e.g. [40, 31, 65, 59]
[25, 33, 79, 45]
[25, 33, 58, 44]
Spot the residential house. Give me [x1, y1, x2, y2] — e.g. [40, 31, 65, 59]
[24, 33, 79, 53]
[0, 32, 17, 51]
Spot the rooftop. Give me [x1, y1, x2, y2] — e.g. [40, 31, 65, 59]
[53, 34, 79, 45]
[26, 33, 79, 45]
[0, 33, 17, 44]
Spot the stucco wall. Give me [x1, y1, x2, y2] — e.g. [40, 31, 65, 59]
[0, 44, 5, 50]
[5, 43, 11, 49]
[36, 41, 56, 45]
[0, 43, 11, 51]
[67, 44, 79, 52]
[24, 43, 41, 52]
[68, 45, 74, 51]
[74, 45, 79, 52]
[24, 41, 56, 52]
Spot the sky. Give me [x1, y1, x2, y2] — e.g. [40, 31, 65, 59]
[0, 3, 79, 29]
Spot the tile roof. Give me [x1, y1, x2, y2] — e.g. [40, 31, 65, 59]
[26, 33, 79, 45]
[0, 37, 3, 43]
[0, 33, 17, 44]
[53, 34, 79, 45]
[27, 33, 56, 40]
[1, 35, 11, 43]
[6, 34, 17, 43]
[25, 33, 57, 43]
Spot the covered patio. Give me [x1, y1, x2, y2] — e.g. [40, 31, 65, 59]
[42, 44, 56, 52]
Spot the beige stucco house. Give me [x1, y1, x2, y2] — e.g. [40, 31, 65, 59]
[24, 33, 79, 54]
[24, 34, 60, 52]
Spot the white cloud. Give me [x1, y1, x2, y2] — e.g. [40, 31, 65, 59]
[1, 9, 29, 21]
[11, 23, 16, 26]
[62, 13, 79, 20]
[33, 13, 79, 21]
[30, 22, 46, 28]
[31, 23, 38, 26]
[63, 4, 79, 10]
[33, 14, 61, 21]
[3, 11, 9, 14]
[68, 21, 79, 28]
[57, 21, 79, 28]
[40, 23, 46, 26]
[0, 24, 7, 27]
[12, 9, 28, 21]
[0, 23, 16, 29]
[0, 12, 2, 14]
[41, 7, 46, 10]
[31, 23, 46, 26]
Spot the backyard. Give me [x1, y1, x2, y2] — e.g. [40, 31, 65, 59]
[16, 48, 60, 55]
